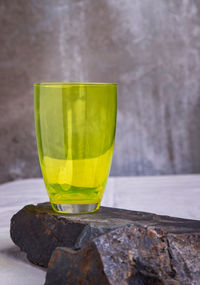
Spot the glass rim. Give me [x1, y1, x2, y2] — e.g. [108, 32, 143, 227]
[34, 82, 117, 87]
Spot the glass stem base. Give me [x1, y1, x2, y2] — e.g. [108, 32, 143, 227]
[51, 203, 100, 214]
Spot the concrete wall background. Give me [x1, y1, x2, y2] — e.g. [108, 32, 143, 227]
[1, 0, 200, 183]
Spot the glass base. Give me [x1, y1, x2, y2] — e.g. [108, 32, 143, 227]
[51, 203, 100, 214]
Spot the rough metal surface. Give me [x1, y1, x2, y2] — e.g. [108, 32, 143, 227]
[11, 203, 200, 284]
[1, 0, 200, 182]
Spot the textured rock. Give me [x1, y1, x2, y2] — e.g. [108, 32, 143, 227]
[46, 245, 110, 285]
[45, 226, 200, 285]
[10, 202, 128, 266]
[11, 202, 200, 284]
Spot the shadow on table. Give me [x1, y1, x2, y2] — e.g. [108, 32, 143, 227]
[0, 245, 47, 272]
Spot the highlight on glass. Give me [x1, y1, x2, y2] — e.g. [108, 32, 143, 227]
[34, 82, 117, 214]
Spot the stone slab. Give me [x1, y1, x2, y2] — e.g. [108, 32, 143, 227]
[10, 203, 200, 284]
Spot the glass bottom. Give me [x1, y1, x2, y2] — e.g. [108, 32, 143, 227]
[51, 203, 100, 214]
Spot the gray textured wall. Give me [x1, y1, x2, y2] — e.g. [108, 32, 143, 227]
[1, 0, 200, 183]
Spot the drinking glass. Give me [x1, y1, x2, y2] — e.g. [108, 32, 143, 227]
[34, 83, 117, 214]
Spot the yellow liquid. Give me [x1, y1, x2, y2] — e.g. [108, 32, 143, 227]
[41, 145, 113, 205]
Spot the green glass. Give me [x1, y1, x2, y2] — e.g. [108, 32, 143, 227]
[34, 82, 117, 214]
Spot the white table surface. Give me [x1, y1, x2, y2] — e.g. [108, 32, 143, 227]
[1, 175, 200, 284]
